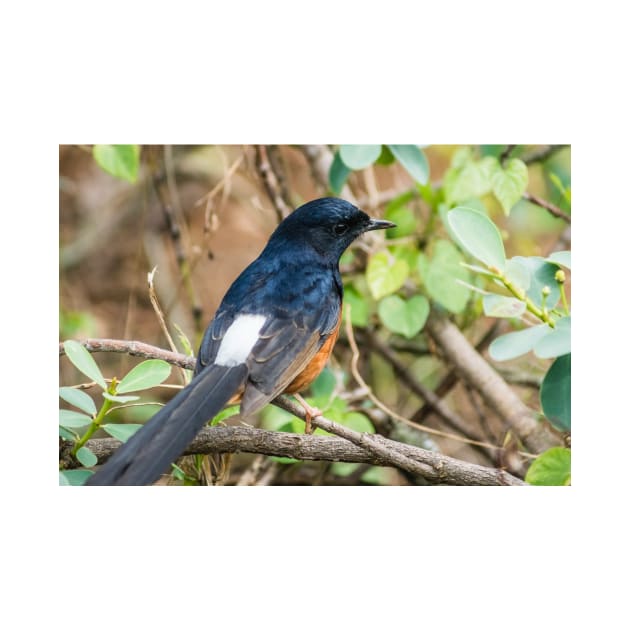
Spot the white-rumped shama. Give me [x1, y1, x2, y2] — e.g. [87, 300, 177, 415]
[86, 197, 395, 485]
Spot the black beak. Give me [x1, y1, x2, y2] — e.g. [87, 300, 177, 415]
[365, 218, 396, 232]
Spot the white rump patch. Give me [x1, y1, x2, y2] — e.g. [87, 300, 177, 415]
[215, 314, 266, 367]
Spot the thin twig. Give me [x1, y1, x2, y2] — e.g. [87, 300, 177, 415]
[521, 144, 569, 164]
[522, 191, 571, 223]
[255, 145, 293, 222]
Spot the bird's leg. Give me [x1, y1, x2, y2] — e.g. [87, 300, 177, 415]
[293, 393, 322, 435]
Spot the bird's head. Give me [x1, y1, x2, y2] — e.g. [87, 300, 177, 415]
[269, 197, 395, 261]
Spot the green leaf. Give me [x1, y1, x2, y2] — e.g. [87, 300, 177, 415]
[343, 286, 369, 328]
[210, 405, 240, 426]
[101, 423, 144, 442]
[482, 294, 526, 318]
[387, 145, 429, 184]
[425, 239, 471, 314]
[391, 244, 419, 272]
[540, 354, 571, 431]
[384, 205, 417, 238]
[447, 207, 506, 271]
[310, 368, 336, 406]
[488, 324, 551, 361]
[366, 251, 409, 300]
[117, 359, 172, 393]
[376, 145, 395, 165]
[59, 387, 97, 416]
[534, 317, 570, 358]
[491, 158, 528, 215]
[102, 392, 141, 403]
[59, 409, 93, 428]
[525, 447, 571, 486]
[378, 295, 429, 338]
[504, 258, 531, 292]
[92, 144, 140, 183]
[443, 155, 499, 204]
[59, 470, 93, 486]
[339, 145, 382, 170]
[329, 151, 351, 195]
[341, 411, 374, 434]
[63, 340, 107, 390]
[511, 256, 561, 309]
[547, 250, 571, 269]
[76, 446, 98, 468]
[59, 426, 77, 441]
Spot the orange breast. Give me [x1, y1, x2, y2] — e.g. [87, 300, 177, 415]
[284, 314, 341, 394]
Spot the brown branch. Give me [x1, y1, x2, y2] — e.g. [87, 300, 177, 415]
[424, 310, 561, 453]
[521, 144, 569, 164]
[59, 338, 196, 371]
[254, 145, 293, 222]
[60, 337, 524, 485]
[523, 191, 571, 223]
[76, 424, 524, 486]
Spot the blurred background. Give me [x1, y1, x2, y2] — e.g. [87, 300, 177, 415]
[59, 144, 570, 485]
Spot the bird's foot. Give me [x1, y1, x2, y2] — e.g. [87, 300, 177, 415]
[293, 393, 322, 435]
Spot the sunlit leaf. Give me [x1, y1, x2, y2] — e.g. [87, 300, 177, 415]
[525, 447, 571, 486]
[488, 324, 551, 361]
[491, 158, 528, 215]
[366, 251, 409, 300]
[339, 145, 382, 170]
[378, 295, 429, 338]
[59, 409, 93, 428]
[547, 250, 571, 269]
[425, 240, 471, 313]
[59, 387, 97, 416]
[93, 144, 140, 183]
[63, 340, 107, 390]
[534, 317, 570, 358]
[482, 294, 526, 318]
[117, 360, 171, 393]
[387, 145, 430, 184]
[447, 207, 506, 271]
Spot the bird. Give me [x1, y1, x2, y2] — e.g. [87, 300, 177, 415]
[86, 197, 395, 485]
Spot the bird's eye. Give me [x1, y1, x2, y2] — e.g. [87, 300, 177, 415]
[333, 223, 349, 236]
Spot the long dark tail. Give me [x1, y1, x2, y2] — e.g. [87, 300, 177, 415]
[86, 364, 248, 486]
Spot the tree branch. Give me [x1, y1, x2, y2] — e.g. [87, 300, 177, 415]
[71, 425, 524, 486]
[60, 337, 525, 485]
[424, 310, 561, 453]
[522, 191, 571, 224]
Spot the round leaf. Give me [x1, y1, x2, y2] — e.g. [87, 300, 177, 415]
[447, 207, 506, 271]
[540, 354, 571, 431]
[59, 409, 93, 428]
[547, 250, 571, 269]
[341, 411, 374, 434]
[63, 340, 107, 390]
[378, 295, 429, 339]
[59, 386, 97, 415]
[425, 240, 471, 314]
[329, 151, 352, 195]
[387, 145, 429, 184]
[101, 423, 144, 442]
[525, 447, 571, 486]
[504, 258, 531, 292]
[511, 256, 561, 309]
[92, 144, 140, 183]
[59, 470, 94, 486]
[534, 317, 570, 358]
[339, 145, 382, 170]
[488, 324, 551, 361]
[117, 359, 172, 393]
[366, 252, 409, 300]
[491, 158, 528, 215]
[482, 294, 526, 318]
[76, 446, 98, 468]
